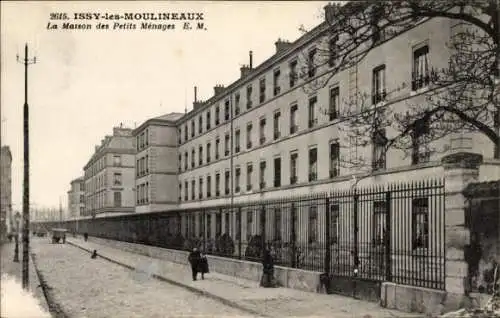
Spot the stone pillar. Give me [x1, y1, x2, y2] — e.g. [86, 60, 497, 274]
[441, 151, 483, 311]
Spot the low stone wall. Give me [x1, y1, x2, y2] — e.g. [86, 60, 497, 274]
[380, 282, 447, 315]
[87, 236, 323, 293]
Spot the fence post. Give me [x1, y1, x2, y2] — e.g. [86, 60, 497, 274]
[291, 203, 297, 268]
[385, 190, 392, 281]
[353, 190, 359, 271]
[260, 205, 266, 253]
[202, 210, 206, 252]
[238, 207, 242, 259]
[324, 197, 331, 274]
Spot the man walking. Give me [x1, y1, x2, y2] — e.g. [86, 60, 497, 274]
[188, 247, 202, 281]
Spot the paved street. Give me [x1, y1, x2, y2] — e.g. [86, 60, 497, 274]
[68, 237, 422, 317]
[29, 237, 255, 318]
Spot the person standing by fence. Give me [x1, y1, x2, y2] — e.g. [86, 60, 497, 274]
[188, 248, 202, 281]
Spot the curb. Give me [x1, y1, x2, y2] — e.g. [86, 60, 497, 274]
[67, 240, 269, 318]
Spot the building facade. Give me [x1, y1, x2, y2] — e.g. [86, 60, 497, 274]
[1, 146, 12, 237]
[83, 126, 136, 217]
[171, 5, 498, 243]
[67, 177, 85, 218]
[133, 113, 183, 213]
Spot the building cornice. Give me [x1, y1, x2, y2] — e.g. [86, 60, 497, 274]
[133, 118, 177, 136]
[84, 147, 135, 170]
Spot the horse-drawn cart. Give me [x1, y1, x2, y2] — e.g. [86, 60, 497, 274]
[51, 228, 67, 244]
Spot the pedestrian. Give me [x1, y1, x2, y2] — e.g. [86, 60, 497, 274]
[84, 232, 88, 242]
[188, 247, 202, 281]
[260, 248, 277, 288]
[91, 250, 97, 259]
[199, 252, 209, 280]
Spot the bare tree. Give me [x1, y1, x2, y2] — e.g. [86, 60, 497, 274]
[296, 0, 500, 170]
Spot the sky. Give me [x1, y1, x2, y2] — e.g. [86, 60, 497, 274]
[1, 1, 329, 211]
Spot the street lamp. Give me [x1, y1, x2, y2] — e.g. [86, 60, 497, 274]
[13, 212, 21, 262]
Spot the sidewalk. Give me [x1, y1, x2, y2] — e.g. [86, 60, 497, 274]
[0, 239, 50, 314]
[67, 237, 423, 317]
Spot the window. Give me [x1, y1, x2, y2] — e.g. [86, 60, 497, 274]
[145, 182, 149, 203]
[330, 204, 339, 244]
[308, 205, 318, 243]
[328, 36, 338, 67]
[191, 148, 195, 168]
[329, 142, 340, 178]
[412, 45, 430, 90]
[80, 194, 84, 203]
[259, 161, 266, 189]
[113, 155, 121, 166]
[274, 208, 282, 241]
[215, 137, 220, 159]
[259, 118, 266, 144]
[114, 173, 122, 186]
[225, 134, 230, 156]
[372, 129, 387, 170]
[372, 65, 386, 104]
[223, 170, 230, 195]
[184, 181, 188, 200]
[178, 154, 182, 172]
[309, 147, 317, 181]
[206, 142, 211, 163]
[290, 152, 298, 184]
[273, 111, 281, 140]
[207, 175, 212, 198]
[235, 93, 241, 115]
[207, 214, 212, 239]
[372, 201, 387, 245]
[246, 85, 253, 109]
[308, 48, 317, 78]
[235, 129, 241, 153]
[289, 60, 298, 87]
[191, 180, 196, 200]
[145, 155, 149, 174]
[308, 96, 317, 128]
[206, 111, 211, 130]
[273, 157, 281, 188]
[145, 129, 149, 146]
[290, 104, 298, 134]
[199, 145, 203, 166]
[246, 212, 253, 240]
[184, 125, 188, 141]
[178, 128, 182, 144]
[329, 87, 339, 121]
[184, 152, 188, 170]
[259, 78, 266, 103]
[412, 198, 429, 249]
[215, 173, 220, 196]
[191, 120, 195, 137]
[199, 116, 203, 134]
[235, 167, 241, 192]
[246, 123, 253, 149]
[224, 99, 230, 121]
[199, 177, 203, 199]
[273, 69, 281, 96]
[179, 183, 182, 201]
[114, 191, 121, 207]
[246, 163, 253, 191]
[411, 118, 430, 165]
[215, 106, 220, 125]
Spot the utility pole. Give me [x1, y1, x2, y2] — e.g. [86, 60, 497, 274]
[17, 43, 36, 290]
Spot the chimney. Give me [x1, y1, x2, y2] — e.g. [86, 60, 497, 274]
[214, 84, 225, 96]
[275, 38, 292, 54]
[324, 3, 339, 24]
[240, 65, 251, 78]
[194, 86, 198, 102]
[193, 99, 204, 110]
[249, 51, 253, 69]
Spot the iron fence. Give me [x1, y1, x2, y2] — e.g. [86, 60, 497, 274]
[36, 178, 445, 290]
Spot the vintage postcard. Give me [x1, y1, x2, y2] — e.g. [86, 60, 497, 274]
[1, 1, 499, 317]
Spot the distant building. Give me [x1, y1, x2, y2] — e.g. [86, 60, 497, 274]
[1, 146, 12, 237]
[83, 126, 135, 217]
[67, 177, 85, 218]
[133, 113, 183, 213]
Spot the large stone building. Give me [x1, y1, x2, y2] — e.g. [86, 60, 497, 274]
[133, 113, 184, 213]
[1, 146, 12, 238]
[171, 4, 498, 241]
[67, 177, 85, 218]
[83, 126, 136, 217]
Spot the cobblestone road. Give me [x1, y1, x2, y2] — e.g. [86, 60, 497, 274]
[31, 238, 255, 318]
